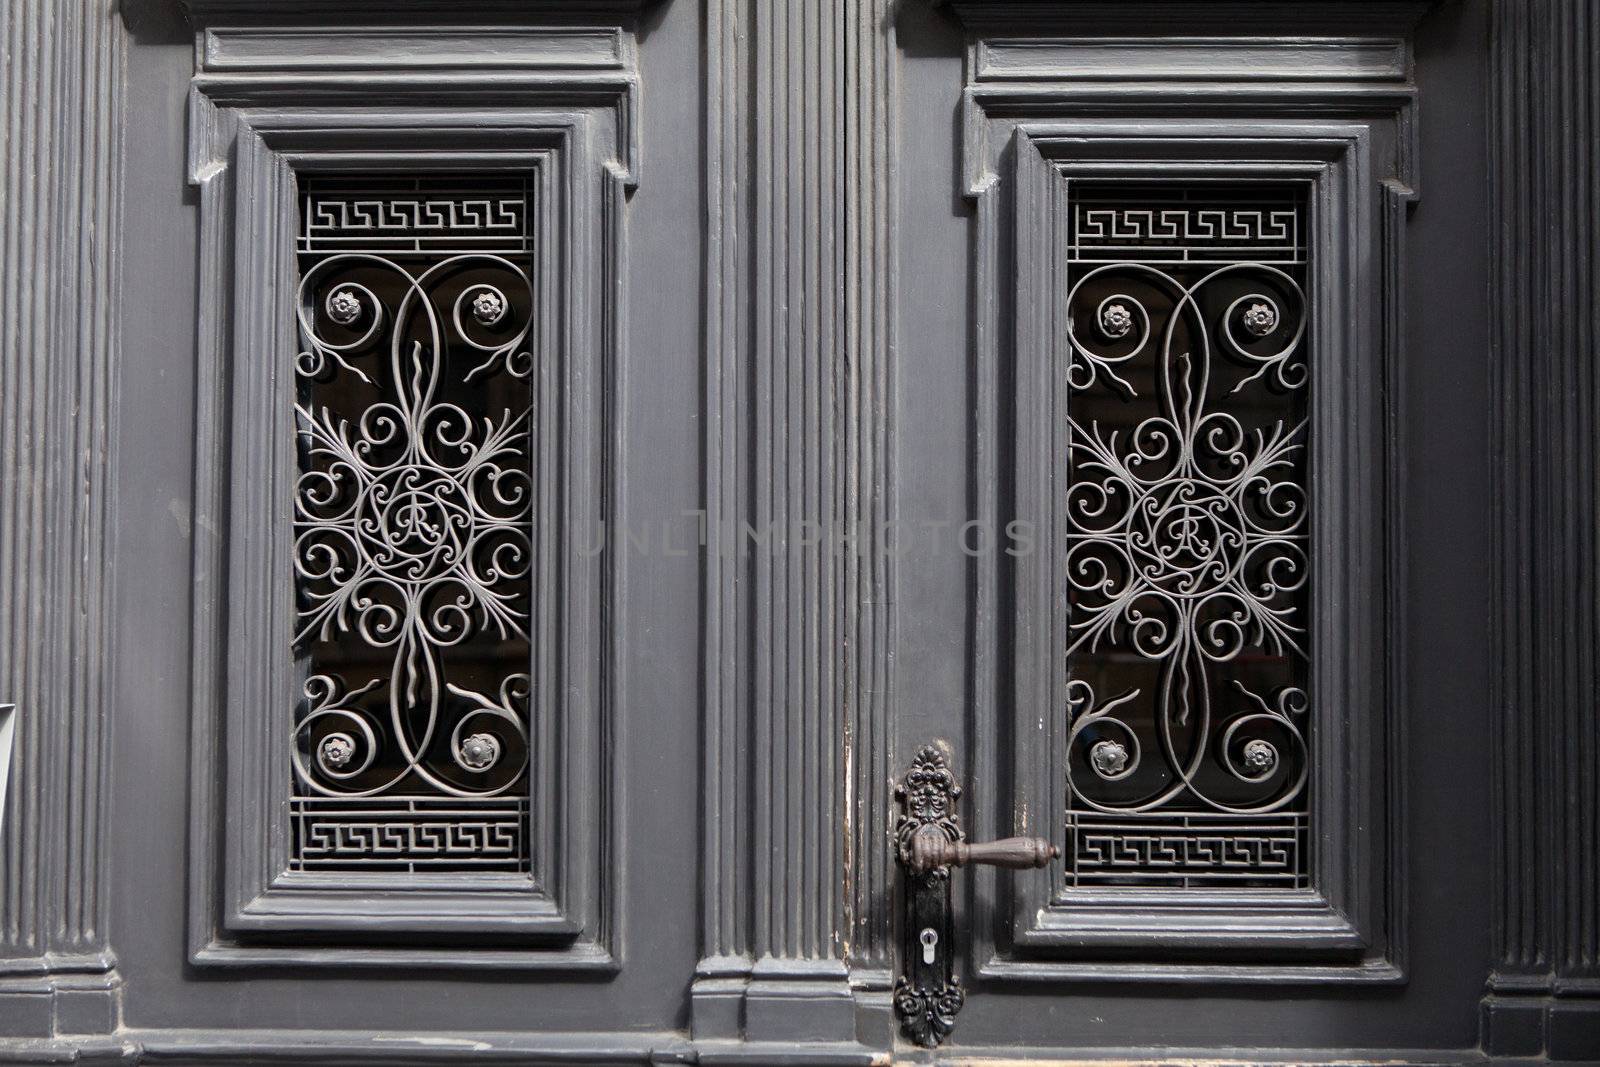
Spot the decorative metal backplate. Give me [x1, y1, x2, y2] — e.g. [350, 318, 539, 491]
[1063, 183, 1311, 889]
[893, 746, 965, 1048]
[290, 176, 536, 873]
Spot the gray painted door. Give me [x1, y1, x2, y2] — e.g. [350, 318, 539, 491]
[12, 0, 1596, 1062]
[888, 0, 1494, 1053]
[108, 0, 709, 1052]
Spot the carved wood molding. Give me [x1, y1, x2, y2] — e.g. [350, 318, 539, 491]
[0, 0, 125, 1037]
[1483, 0, 1600, 1059]
[182, 0, 657, 20]
[943, 0, 1433, 32]
[696, 0, 899, 1044]
[0, 1026, 1522, 1066]
[944, 1, 1423, 986]
[182, 18, 637, 971]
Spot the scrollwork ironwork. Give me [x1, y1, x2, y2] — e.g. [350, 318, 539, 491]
[895, 744, 962, 874]
[289, 176, 537, 873]
[1062, 183, 1312, 889]
[892, 980, 965, 1048]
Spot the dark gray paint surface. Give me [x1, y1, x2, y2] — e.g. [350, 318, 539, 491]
[893, 0, 1491, 1052]
[3, 0, 1592, 1061]
[112, 0, 706, 1037]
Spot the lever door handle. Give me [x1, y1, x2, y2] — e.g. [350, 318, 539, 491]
[892, 744, 1059, 1049]
[907, 831, 1058, 874]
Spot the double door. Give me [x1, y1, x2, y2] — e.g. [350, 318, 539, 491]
[83, 0, 1511, 1062]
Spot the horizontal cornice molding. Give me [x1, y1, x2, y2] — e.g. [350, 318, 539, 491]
[181, 0, 657, 26]
[197, 25, 628, 72]
[942, 0, 1435, 35]
[182, 28, 643, 185]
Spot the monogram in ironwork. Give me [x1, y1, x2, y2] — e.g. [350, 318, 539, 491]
[290, 176, 536, 873]
[1062, 183, 1311, 889]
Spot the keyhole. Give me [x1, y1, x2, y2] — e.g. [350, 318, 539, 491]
[919, 927, 938, 965]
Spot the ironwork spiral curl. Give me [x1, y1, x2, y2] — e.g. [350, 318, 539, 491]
[1063, 259, 1310, 817]
[291, 252, 535, 800]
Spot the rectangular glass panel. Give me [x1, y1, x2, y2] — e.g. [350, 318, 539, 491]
[289, 176, 536, 874]
[1062, 181, 1311, 889]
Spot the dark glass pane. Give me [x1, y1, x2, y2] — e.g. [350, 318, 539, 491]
[289, 176, 536, 874]
[1062, 182, 1312, 889]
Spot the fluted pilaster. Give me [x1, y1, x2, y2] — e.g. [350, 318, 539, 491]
[1485, 0, 1600, 1058]
[699, 0, 897, 1043]
[0, 0, 124, 1039]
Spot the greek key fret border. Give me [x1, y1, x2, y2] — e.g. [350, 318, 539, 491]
[290, 179, 539, 861]
[1074, 207, 1300, 249]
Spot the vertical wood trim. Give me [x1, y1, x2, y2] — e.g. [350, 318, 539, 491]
[186, 101, 238, 968]
[1487, 0, 1600, 1057]
[1488, 0, 1546, 991]
[700, 0, 898, 1004]
[0, 0, 123, 981]
[1379, 177, 1414, 984]
[849, 0, 897, 973]
[701, 0, 752, 968]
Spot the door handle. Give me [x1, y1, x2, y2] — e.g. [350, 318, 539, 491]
[892, 744, 1057, 1049]
[906, 832, 1057, 874]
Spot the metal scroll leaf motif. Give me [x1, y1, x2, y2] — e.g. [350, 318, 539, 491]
[892, 982, 965, 1050]
[1063, 185, 1312, 889]
[290, 178, 535, 872]
[893, 745, 965, 1048]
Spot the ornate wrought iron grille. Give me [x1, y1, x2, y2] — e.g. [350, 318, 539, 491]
[290, 176, 536, 873]
[1062, 182, 1311, 889]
